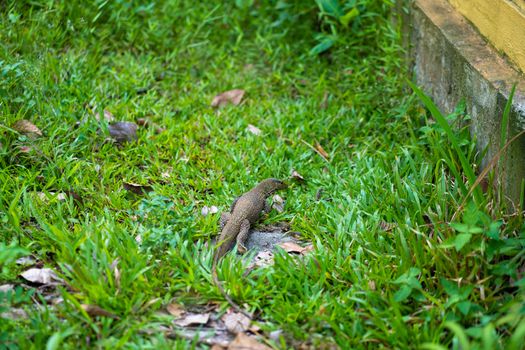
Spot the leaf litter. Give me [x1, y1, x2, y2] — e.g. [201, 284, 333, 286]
[20, 268, 62, 285]
[12, 119, 42, 137]
[211, 89, 246, 108]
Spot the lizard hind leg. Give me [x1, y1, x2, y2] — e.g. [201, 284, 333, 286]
[220, 212, 231, 230]
[236, 219, 251, 254]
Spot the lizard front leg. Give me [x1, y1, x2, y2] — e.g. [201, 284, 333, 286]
[220, 212, 231, 230]
[263, 200, 272, 214]
[236, 219, 251, 254]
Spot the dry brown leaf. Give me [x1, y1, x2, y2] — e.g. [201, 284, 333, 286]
[314, 142, 330, 160]
[246, 124, 261, 136]
[154, 126, 166, 134]
[12, 120, 42, 137]
[278, 242, 307, 254]
[20, 268, 62, 285]
[222, 312, 251, 334]
[95, 109, 114, 122]
[166, 303, 185, 318]
[109, 122, 138, 143]
[302, 245, 314, 254]
[135, 117, 150, 127]
[211, 345, 226, 350]
[136, 117, 165, 134]
[211, 89, 245, 108]
[81, 304, 119, 319]
[123, 182, 153, 195]
[228, 333, 272, 350]
[174, 313, 210, 327]
[290, 169, 305, 182]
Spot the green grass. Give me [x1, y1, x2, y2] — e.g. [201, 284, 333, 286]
[1, 1, 524, 349]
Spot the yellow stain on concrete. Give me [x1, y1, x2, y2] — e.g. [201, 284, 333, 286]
[449, 0, 525, 73]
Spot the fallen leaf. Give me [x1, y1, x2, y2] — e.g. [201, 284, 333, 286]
[94, 109, 114, 122]
[136, 117, 165, 134]
[174, 313, 210, 327]
[211, 89, 245, 108]
[211, 345, 226, 350]
[37, 192, 68, 202]
[0, 284, 14, 292]
[81, 304, 119, 319]
[368, 280, 376, 291]
[202, 206, 219, 217]
[167, 303, 185, 318]
[12, 120, 42, 137]
[246, 124, 261, 136]
[19, 146, 32, 153]
[301, 244, 314, 254]
[268, 329, 283, 342]
[154, 126, 166, 134]
[228, 333, 272, 350]
[0, 308, 28, 320]
[167, 328, 233, 347]
[135, 117, 150, 127]
[110, 258, 121, 291]
[16, 256, 36, 266]
[109, 122, 138, 143]
[278, 242, 307, 254]
[290, 169, 305, 182]
[123, 182, 153, 195]
[222, 312, 251, 334]
[20, 268, 62, 285]
[314, 142, 330, 160]
[271, 195, 285, 213]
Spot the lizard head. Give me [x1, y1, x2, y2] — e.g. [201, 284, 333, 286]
[258, 178, 288, 195]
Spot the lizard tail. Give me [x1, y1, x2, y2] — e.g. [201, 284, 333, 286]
[212, 255, 253, 319]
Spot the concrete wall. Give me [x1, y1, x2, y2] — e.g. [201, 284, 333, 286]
[407, 0, 525, 209]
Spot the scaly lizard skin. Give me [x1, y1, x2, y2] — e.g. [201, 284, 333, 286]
[212, 178, 287, 317]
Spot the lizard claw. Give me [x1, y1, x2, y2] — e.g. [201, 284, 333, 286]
[237, 244, 247, 254]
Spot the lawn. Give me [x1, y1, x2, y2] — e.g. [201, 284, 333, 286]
[1, 1, 524, 349]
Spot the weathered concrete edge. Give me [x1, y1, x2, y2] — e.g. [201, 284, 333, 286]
[410, 0, 525, 207]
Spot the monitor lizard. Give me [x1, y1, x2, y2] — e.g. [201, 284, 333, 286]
[212, 178, 287, 318]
